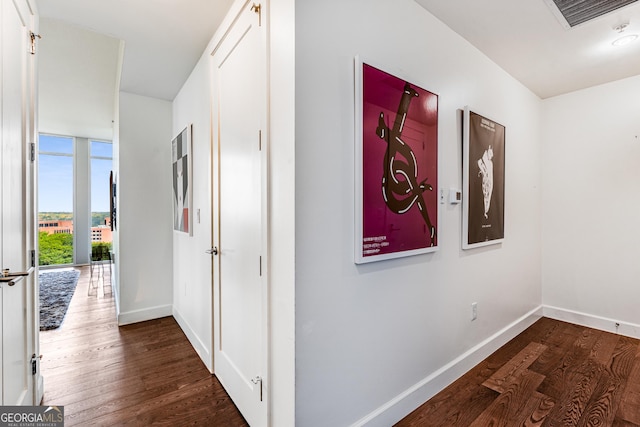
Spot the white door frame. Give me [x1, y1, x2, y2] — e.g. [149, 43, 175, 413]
[26, 0, 43, 404]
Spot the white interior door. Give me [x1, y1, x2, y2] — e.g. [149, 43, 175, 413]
[24, 2, 41, 404]
[212, 2, 268, 426]
[1, 0, 36, 406]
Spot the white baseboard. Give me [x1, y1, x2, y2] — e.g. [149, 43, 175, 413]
[37, 374, 44, 405]
[15, 389, 28, 406]
[351, 306, 544, 427]
[543, 305, 640, 339]
[117, 304, 173, 326]
[173, 307, 213, 372]
[112, 279, 121, 318]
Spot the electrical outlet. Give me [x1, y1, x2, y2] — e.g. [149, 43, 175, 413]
[471, 302, 478, 321]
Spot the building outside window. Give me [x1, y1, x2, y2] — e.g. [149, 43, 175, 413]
[38, 135, 113, 266]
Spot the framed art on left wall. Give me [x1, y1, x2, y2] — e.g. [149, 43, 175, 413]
[172, 124, 193, 235]
[354, 57, 439, 264]
[110, 171, 117, 231]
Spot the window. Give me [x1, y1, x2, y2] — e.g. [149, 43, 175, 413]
[38, 135, 114, 266]
[90, 140, 113, 251]
[38, 135, 74, 266]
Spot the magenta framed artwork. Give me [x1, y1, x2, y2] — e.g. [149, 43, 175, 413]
[354, 57, 439, 264]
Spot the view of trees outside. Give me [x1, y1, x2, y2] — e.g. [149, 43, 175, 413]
[38, 135, 113, 266]
[38, 212, 111, 265]
[39, 231, 72, 265]
[90, 140, 113, 260]
[39, 135, 74, 266]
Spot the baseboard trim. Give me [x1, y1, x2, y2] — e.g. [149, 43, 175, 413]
[15, 389, 28, 406]
[543, 305, 640, 339]
[37, 374, 44, 405]
[112, 280, 121, 319]
[350, 305, 544, 427]
[173, 307, 213, 372]
[117, 304, 173, 326]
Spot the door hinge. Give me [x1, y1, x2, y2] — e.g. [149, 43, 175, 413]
[30, 143, 35, 162]
[259, 256, 262, 276]
[258, 130, 262, 151]
[251, 3, 262, 26]
[30, 250, 36, 268]
[31, 354, 37, 375]
[29, 32, 41, 55]
[251, 376, 263, 401]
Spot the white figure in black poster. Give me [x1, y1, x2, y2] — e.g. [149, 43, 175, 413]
[477, 145, 493, 219]
[466, 110, 504, 247]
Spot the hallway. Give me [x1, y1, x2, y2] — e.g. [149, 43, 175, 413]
[40, 266, 247, 426]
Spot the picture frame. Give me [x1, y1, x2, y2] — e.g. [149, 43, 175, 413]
[172, 124, 193, 235]
[354, 56, 439, 264]
[462, 107, 505, 249]
[109, 171, 116, 231]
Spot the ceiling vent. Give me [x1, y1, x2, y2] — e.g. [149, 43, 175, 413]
[544, 0, 639, 28]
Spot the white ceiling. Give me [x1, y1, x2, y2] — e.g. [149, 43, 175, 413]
[35, 0, 640, 102]
[414, 0, 640, 99]
[37, 0, 235, 101]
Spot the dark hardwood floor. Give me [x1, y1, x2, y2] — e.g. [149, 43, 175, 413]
[42, 268, 640, 426]
[40, 266, 248, 426]
[396, 316, 640, 427]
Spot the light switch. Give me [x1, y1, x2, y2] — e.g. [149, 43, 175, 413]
[449, 189, 462, 204]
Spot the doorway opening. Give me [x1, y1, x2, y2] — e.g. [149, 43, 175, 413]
[37, 133, 113, 332]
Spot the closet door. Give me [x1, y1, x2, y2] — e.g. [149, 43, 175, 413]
[212, 2, 268, 426]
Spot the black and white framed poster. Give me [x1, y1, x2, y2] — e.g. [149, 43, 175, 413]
[172, 124, 193, 235]
[462, 107, 505, 249]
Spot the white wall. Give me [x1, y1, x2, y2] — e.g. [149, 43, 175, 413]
[295, 0, 543, 425]
[172, 53, 214, 371]
[118, 91, 173, 324]
[268, 0, 296, 425]
[542, 74, 640, 334]
[111, 42, 125, 312]
[38, 18, 120, 141]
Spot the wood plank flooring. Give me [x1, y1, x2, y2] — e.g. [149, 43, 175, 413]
[42, 269, 640, 426]
[40, 266, 248, 426]
[396, 317, 640, 426]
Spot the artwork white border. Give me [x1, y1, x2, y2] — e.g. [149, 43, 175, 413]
[172, 124, 193, 236]
[354, 56, 440, 264]
[462, 107, 505, 250]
